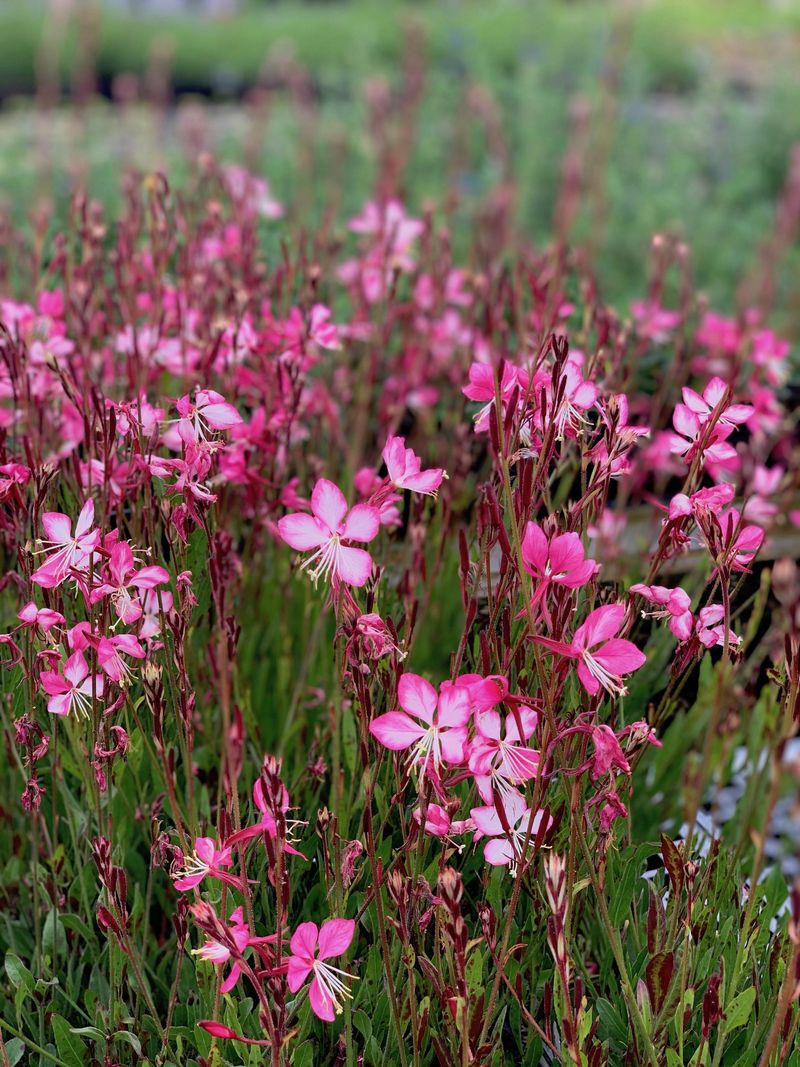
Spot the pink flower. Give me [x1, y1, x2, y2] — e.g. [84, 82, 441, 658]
[463, 361, 528, 433]
[695, 311, 740, 354]
[630, 583, 693, 641]
[175, 389, 243, 444]
[668, 483, 735, 521]
[96, 634, 146, 683]
[0, 462, 30, 499]
[382, 436, 445, 497]
[468, 706, 540, 803]
[470, 788, 552, 870]
[668, 404, 738, 469]
[278, 479, 380, 588]
[696, 606, 740, 650]
[550, 362, 597, 438]
[718, 509, 764, 572]
[40, 650, 104, 717]
[369, 673, 471, 778]
[226, 778, 305, 857]
[32, 500, 99, 588]
[287, 918, 357, 1021]
[631, 300, 681, 342]
[520, 522, 598, 597]
[535, 603, 646, 697]
[680, 377, 753, 428]
[173, 837, 239, 892]
[90, 542, 170, 623]
[589, 725, 630, 780]
[354, 613, 403, 660]
[193, 906, 250, 994]
[17, 602, 65, 633]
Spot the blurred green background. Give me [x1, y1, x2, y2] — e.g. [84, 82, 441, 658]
[1, 0, 799, 318]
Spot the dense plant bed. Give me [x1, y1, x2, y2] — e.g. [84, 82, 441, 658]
[0, 161, 798, 1066]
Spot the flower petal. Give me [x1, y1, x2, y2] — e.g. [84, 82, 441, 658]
[341, 504, 380, 543]
[311, 479, 348, 534]
[318, 918, 355, 960]
[369, 711, 426, 750]
[397, 673, 438, 723]
[278, 513, 328, 551]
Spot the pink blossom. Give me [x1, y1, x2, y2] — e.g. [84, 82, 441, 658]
[750, 328, 790, 386]
[40, 651, 103, 717]
[520, 521, 599, 597]
[175, 389, 243, 444]
[695, 311, 740, 354]
[382, 436, 445, 497]
[468, 706, 540, 803]
[354, 613, 403, 660]
[535, 603, 646, 697]
[17, 602, 65, 633]
[696, 606, 741, 650]
[470, 788, 552, 870]
[463, 361, 528, 434]
[631, 300, 681, 342]
[287, 918, 357, 1021]
[0, 462, 30, 499]
[668, 404, 738, 469]
[716, 508, 765, 572]
[550, 362, 597, 439]
[630, 583, 693, 640]
[668, 483, 735, 522]
[227, 778, 305, 857]
[278, 479, 380, 588]
[681, 377, 753, 428]
[90, 542, 170, 623]
[96, 634, 146, 683]
[32, 500, 100, 588]
[192, 906, 250, 994]
[589, 725, 631, 780]
[369, 673, 471, 778]
[173, 837, 239, 892]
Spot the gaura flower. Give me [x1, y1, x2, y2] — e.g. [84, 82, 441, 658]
[175, 389, 243, 444]
[369, 673, 471, 779]
[32, 500, 100, 588]
[40, 650, 103, 717]
[630, 583, 693, 641]
[468, 706, 540, 803]
[470, 788, 552, 871]
[696, 605, 741, 650]
[17, 602, 65, 633]
[382, 435, 446, 497]
[173, 837, 241, 892]
[287, 918, 358, 1022]
[278, 479, 380, 588]
[89, 542, 170, 624]
[193, 906, 250, 994]
[534, 603, 646, 697]
[226, 778, 305, 857]
[520, 522, 598, 598]
[680, 377, 753, 428]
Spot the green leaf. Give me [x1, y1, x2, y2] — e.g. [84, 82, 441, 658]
[596, 997, 628, 1046]
[4, 952, 34, 993]
[3, 1039, 24, 1067]
[113, 1031, 142, 1056]
[59, 913, 95, 944]
[70, 1027, 104, 1041]
[466, 947, 483, 993]
[725, 986, 756, 1030]
[52, 1013, 87, 1066]
[43, 909, 67, 958]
